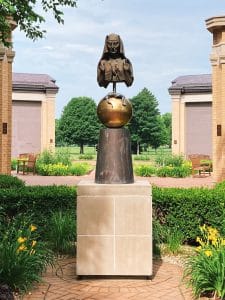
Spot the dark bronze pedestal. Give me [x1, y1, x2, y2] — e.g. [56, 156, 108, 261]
[95, 128, 134, 184]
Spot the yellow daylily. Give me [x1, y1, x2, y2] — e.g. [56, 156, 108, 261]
[17, 237, 27, 244]
[205, 250, 213, 257]
[31, 240, 37, 247]
[17, 244, 27, 252]
[30, 224, 37, 232]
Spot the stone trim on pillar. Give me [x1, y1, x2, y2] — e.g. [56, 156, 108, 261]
[171, 93, 185, 156]
[206, 16, 225, 182]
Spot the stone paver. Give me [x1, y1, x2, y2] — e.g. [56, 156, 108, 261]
[22, 258, 194, 300]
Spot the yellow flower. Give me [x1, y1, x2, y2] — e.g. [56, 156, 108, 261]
[17, 244, 27, 252]
[17, 237, 27, 244]
[204, 250, 212, 257]
[196, 246, 202, 252]
[31, 240, 37, 247]
[30, 224, 37, 232]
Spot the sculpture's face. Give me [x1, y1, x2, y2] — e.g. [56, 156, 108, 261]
[107, 35, 120, 54]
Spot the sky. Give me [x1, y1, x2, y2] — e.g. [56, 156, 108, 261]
[12, 0, 225, 118]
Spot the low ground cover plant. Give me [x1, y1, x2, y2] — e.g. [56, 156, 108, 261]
[184, 225, 225, 299]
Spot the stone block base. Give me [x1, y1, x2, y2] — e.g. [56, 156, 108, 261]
[76, 180, 152, 276]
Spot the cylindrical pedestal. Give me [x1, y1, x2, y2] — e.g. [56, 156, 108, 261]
[95, 128, 134, 184]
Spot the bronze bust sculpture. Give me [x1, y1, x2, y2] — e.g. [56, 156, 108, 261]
[97, 33, 134, 89]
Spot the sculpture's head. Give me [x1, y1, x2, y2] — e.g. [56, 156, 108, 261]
[102, 33, 125, 57]
[107, 34, 120, 54]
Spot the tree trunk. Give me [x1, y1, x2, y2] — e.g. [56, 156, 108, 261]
[80, 143, 84, 154]
[137, 141, 140, 155]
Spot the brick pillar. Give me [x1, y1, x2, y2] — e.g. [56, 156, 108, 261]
[0, 20, 16, 174]
[206, 16, 225, 182]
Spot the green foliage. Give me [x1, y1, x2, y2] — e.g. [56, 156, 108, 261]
[152, 185, 225, 242]
[128, 88, 163, 153]
[184, 225, 225, 299]
[47, 211, 76, 255]
[36, 163, 69, 175]
[58, 97, 100, 154]
[0, 217, 54, 293]
[155, 154, 184, 167]
[0, 185, 76, 236]
[0, 175, 25, 189]
[156, 165, 191, 178]
[37, 149, 71, 166]
[161, 113, 172, 147]
[164, 228, 184, 255]
[36, 162, 92, 176]
[69, 163, 92, 175]
[0, 1, 77, 46]
[153, 220, 165, 256]
[11, 158, 17, 170]
[79, 154, 94, 160]
[134, 165, 156, 177]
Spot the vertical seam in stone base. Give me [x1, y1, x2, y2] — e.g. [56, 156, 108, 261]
[113, 196, 116, 273]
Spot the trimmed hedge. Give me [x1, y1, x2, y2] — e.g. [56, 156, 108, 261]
[152, 185, 225, 242]
[0, 185, 76, 237]
[0, 175, 25, 189]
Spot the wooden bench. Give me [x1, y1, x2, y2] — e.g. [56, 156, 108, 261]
[188, 154, 212, 177]
[17, 153, 38, 175]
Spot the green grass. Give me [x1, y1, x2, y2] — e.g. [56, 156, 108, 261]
[56, 146, 97, 161]
[56, 146, 171, 162]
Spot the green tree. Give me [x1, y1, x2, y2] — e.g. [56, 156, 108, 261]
[0, 0, 77, 46]
[58, 97, 100, 153]
[161, 112, 172, 147]
[128, 88, 163, 153]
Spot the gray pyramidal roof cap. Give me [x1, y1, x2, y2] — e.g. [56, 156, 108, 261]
[12, 72, 59, 92]
[168, 74, 212, 95]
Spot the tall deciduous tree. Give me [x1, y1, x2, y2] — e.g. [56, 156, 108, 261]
[0, 0, 77, 46]
[128, 88, 163, 153]
[58, 97, 100, 153]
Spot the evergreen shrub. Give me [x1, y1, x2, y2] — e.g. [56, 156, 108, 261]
[0, 175, 25, 189]
[152, 185, 225, 242]
[0, 185, 76, 236]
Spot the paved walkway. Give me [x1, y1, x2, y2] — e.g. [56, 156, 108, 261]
[22, 257, 194, 300]
[14, 172, 213, 300]
[14, 170, 214, 189]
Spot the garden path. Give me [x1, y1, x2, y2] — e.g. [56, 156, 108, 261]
[13, 170, 214, 188]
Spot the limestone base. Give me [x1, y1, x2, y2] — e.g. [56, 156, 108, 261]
[76, 180, 152, 276]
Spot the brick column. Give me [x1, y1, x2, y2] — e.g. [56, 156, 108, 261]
[0, 20, 16, 174]
[206, 16, 225, 182]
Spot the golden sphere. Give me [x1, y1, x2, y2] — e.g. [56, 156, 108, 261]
[97, 96, 132, 128]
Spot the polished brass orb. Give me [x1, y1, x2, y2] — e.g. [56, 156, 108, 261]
[97, 96, 132, 128]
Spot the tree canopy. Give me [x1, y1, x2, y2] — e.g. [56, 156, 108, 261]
[128, 88, 164, 153]
[57, 97, 100, 153]
[0, 0, 77, 46]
